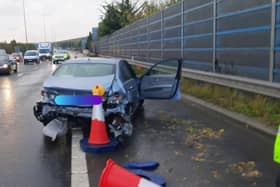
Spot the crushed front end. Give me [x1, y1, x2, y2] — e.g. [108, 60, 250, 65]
[33, 91, 134, 141]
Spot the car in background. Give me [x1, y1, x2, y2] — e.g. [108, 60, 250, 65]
[38, 42, 53, 61]
[33, 57, 182, 140]
[24, 50, 40, 64]
[0, 49, 18, 74]
[52, 50, 70, 64]
[11, 52, 23, 63]
[39, 48, 52, 61]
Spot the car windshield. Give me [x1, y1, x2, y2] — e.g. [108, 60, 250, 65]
[53, 63, 114, 77]
[25, 51, 37, 56]
[55, 51, 67, 54]
[39, 49, 50, 53]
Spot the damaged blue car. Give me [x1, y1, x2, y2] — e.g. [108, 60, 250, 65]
[33, 57, 182, 141]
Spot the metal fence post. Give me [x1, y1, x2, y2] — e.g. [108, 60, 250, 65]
[147, 17, 150, 62]
[161, 11, 164, 61]
[181, 0, 184, 60]
[269, 0, 276, 82]
[212, 0, 217, 72]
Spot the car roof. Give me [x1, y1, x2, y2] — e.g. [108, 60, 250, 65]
[65, 57, 122, 65]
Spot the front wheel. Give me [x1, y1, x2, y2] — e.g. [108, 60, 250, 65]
[14, 65, 18, 73]
[139, 99, 144, 107]
[7, 67, 13, 75]
[137, 99, 144, 111]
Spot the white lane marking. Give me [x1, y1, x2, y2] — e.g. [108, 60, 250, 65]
[71, 129, 90, 187]
[17, 73, 24, 77]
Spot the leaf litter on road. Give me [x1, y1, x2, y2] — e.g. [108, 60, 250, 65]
[157, 112, 197, 130]
[185, 126, 224, 161]
[228, 161, 262, 178]
[211, 170, 221, 179]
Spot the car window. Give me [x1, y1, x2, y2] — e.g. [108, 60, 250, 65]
[25, 51, 37, 56]
[39, 49, 50, 53]
[119, 61, 136, 82]
[53, 63, 114, 77]
[56, 50, 67, 54]
[0, 49, 6, 55]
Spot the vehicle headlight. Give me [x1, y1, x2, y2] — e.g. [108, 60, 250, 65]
[49, 94, 56, 100]
[107, 92, 123, 108]
[41, 90, 56, 102]
[3, 64, 8, 68]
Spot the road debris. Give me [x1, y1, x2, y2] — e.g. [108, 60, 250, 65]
[186, 127, 224, 162]
[191, 152, 206, 162]
[228, 161, 262, 178]
[211, 170, 221, 179]
[186, 127, 224, 140]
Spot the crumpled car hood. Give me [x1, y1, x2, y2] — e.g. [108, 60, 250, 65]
[43, 75, 115, 91]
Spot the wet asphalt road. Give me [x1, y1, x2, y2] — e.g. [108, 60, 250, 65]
[87, 99, 279, 187]
[0, 62, 70, 187]
[0, 57, 279, 187]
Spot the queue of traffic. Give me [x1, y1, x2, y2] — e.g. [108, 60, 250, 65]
[0, 42, 71, 75]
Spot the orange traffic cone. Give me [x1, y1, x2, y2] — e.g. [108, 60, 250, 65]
[80, 84, 119, 154]
[88, 85, 110, 145]
[88, 102, 110, 144]
[99, 159, 161, 187]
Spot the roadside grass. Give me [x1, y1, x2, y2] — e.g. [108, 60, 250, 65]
[181, 78, 280, 128]
[132, 65, 280, 128]
[87, 52, 98, 57]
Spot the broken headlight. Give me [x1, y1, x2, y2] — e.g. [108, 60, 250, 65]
[106, 92, 123, 108]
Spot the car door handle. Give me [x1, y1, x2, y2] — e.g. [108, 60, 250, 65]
[128, 86, 134, 90]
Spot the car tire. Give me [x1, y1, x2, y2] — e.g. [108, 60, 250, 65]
[139, 99, 144, 106]
[138, 99, 144, 108]
[7, 67, 12, 75]
[14, 65, 18, 73]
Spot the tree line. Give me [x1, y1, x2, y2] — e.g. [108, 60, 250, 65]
[0, 40, 36, 54]
[97, 0, 181, 38]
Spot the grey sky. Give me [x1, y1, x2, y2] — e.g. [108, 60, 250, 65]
[0, 0, 117, 43]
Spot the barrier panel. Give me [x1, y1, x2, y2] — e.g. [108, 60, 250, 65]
[95, 0, 280, 83]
